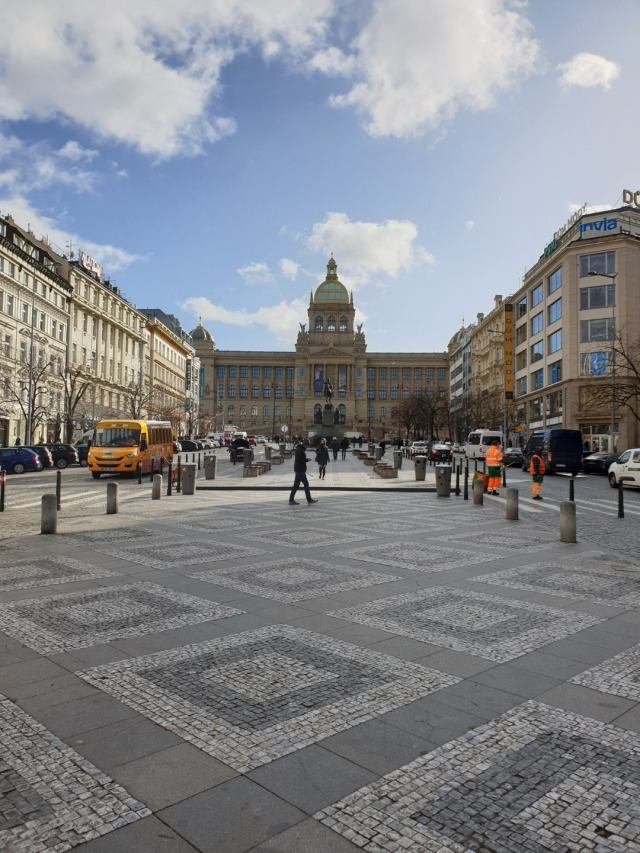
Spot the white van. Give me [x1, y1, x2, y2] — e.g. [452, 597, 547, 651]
[464, 429, 503, 460]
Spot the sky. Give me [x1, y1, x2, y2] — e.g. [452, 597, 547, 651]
[0, 0, 637, 353]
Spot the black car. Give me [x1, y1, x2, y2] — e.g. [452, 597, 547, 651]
[177, 439, 200, 452]
[429, 443, 452, 461]
[34, 443, 80, 469]
[582, 451, 618, 474]
[75, 444, 89, 466]
[26, 445, 54, 468]
[502, 447, 524, 467]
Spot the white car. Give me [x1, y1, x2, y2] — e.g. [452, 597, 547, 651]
[608, 449, 640, 488]
[256, 435, 268, 444]
[409, 441, 428, 456]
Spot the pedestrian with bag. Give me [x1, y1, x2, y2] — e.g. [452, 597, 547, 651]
[485, 438, 503, 495]
[289, 438, 318, 505]
[330, 436, 340, 461]
[315, 438, 329, 480]
[340, 436, 349, 460]
[529, 446, 546, 500]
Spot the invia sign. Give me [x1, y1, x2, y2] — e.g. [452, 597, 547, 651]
[579, 216, 617, 234]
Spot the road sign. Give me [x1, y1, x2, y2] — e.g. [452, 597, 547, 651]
[281, 425, 288, 433]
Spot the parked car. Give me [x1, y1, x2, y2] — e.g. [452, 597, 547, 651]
[0, 446, 43, 473]
[177, 439, 199, 452]
[256, 435, 268, 444]
[521, 429, 583, 475]
[408, 441, 428, 456]
[430, 443, 452, 462]
[247, 435, 258, 446]
[26, 445, 54, 468]
[75, 444, 89, 466]
[608, 449, 640, 488]
[502, 447, 524, 467]
[173, 440, 182, 453]
[582, 451, 618, 474]
[34, 443, 79, 469]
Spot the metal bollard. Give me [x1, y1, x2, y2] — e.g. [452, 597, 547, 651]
[177, 456, 182, 493]
[160, 457, 164, 476]
[616, 477, 634, 517]
[463, 466, 469, 500]
[559, 500, 576, 543]
[198, 453, 201, 471]
[150, 458, 155, 482]
[56, 469, 62, 510]
[106, 481, 119, 514]
[502, 465, 507, 488]
[455, 463, 460, 496]
[569, 477, 575, 502]
[0, 468, 5, 512]
[505, 487, 519, 521]
[152, 473, 162, 500]
[41, 494, 57, 534]
[137, 461, 142, 484]
[472, 477, 484, 505]
[167, 461, 173, 496]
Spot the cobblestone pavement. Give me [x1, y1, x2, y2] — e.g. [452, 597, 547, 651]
[0, 451, 639, 851]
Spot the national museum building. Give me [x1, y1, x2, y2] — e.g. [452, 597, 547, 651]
[191, 257, 448, 439]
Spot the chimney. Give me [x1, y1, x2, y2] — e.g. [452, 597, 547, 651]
[477, 313, 484, 323]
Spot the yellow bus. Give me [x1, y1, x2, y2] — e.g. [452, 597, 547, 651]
[87, 419, 173, 479]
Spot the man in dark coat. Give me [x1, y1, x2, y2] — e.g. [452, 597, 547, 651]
[289, 439, 318, 505]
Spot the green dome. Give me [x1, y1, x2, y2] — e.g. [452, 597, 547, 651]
[314, 256, 349, 303]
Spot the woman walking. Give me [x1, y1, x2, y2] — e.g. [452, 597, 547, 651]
[316, 438, 329, 479]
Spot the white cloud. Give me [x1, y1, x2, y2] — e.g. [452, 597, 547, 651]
[279, 258, 299, 279]
[0, 132, 100, 194]
[557, 53, 620, 90]
[306, 212, 434, 286]
[181, 295, 310, 345]
[465, 220, 475, 230]
[237, 261, 274, 285]
[329, 0, 540, 138]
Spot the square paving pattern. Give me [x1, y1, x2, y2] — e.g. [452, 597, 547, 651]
[332, 542, 498, 572]
[95, 537, 267, 568]
[190, 557, 401, 602]
[0, 583, 243, 654]
[63, 525, 169, 545]
[436, 529, 560, 552]
[0, 555, 120, 592]
[328, 587, 603, 662]
[316, 700, 640, 852]
[238, 526, 370, 549]
[474, 561, 640, 607]
[78, 625, 459, 772]
[0, 694, 149, 852]
[571, 644, 640, 702]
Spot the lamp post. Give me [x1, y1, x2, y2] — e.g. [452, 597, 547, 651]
[395, 384, 404, 441]
[270, 382, 276, 442]
[588, 270, 617, 452]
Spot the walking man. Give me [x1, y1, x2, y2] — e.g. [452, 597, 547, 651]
[485, 438, 503, 495]
[340, 436, 349, 460]
[289, 438, 318, 505]
[529, 446, 545, 500]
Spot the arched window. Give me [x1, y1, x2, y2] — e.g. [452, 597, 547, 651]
[217, 383, 224, 398]
[367, 386, 375, 399]
[228, 384, 236, 398]
[327, 315, 336, 331]
[227, 405, 234, 417]
[286, 405, 292, 416]
[263, 385, 271, 398]
[315, 315, 323, 331]
[251, 405, 258, 417]
[379, 386, 387, 399]
[390, 386, 398, 399]
[240, 384, 248, 397]
[367, 405, 374, 419]
[239, 405, 246, 416]
[263, 405, 269, 418]
[338, 404, 346, 424]
[274, 405, 281, 417]
[286, 385, 293, 398]
[251, 385, 259, 398]
[274, 384, 282, 398]
[339, 315, 347, 332]
[380, 407, 386, 418]
[414, 386, 422, 397]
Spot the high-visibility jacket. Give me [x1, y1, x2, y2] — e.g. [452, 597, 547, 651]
[529, 453, 546, 475]
[485, 445, 503, 466]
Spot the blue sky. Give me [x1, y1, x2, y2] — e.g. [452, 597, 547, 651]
[0, 0, 637, 352]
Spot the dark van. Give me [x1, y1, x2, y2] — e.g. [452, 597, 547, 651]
[522, 429, 583, 474]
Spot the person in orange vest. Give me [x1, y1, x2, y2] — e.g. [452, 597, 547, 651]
[529, 446, 546, 499]
[485, 438, 503, 495]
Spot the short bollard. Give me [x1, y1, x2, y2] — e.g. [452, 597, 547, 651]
[505, 487, 519, 521]
[41, 494, 57, 534]
[56, 469, 62, 510]
[414, 456, 427, 481]
[137, 461, 142, 484]
[569, 477, 575, 502]
[463, 466, 469, 500]
[393, 450, 402, 469]
[181, 462, 197, 495]
[204, 454, 217, 479]
[472, 477, 484, 505]
[559, 500, 577, 543]
[152, 473, 162, 500]
[106, 481, 119, 514]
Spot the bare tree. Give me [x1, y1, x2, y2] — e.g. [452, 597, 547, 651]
[0, 360, 56, 443]
[584, 329, 640, 430]
[59, 364, 92, 442]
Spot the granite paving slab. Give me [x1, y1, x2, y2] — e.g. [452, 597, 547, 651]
[332, 541, 498, 572]
[238, 526, 371, 549]
[94, 538, 267, 568]
[0, 555, 120, 592]
[570, 643, 640, 702]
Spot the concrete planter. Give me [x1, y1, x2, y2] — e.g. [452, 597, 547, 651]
[243, 465, 261, 477]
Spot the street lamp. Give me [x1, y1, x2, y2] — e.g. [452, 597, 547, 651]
[395, 384, 404, 441]
[270, 382, 276, 442]
[588, 270, 617, 452]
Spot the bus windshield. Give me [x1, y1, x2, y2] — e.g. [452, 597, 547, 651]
[94, 427, 141, 448]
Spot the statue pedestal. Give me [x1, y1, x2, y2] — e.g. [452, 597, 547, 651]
[322, 405, 335, 428]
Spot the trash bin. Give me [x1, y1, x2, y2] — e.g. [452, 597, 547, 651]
[393, 450, 402, 469]
[181, 462, 197, 495]
[435, 464, 452, 497]
[243, 448, 253, 467]
[375, 446, 383, 461]
[414, 455, 427, 481]
[264, 446, 272, 460]
[203, 454, 217, 480]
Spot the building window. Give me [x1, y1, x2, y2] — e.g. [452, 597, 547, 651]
[274, 367, 283, 379]
[299, 367, 305, 376]
[274, 384, 282, 398]
[549, 267, 562, 294]
[548, 360, 562, 383]
[298, 386, 305, 396]
[579, 251, 615, 277]
[530, 397, 543, 421]
[227, 405, 234, 418]
[339, 316, 347, 332]
[367, 406, 374, 419]
[263, 367, 271, 379]
[263, 406, 269, 418]
[380, 407, 386, 418]
[516, 376, 527, 396]
[426, 387, 433, 398]
[515, 324, 527, 346]
[530, 283, 543, 308]
[367, 386, 375, 399]
[547, 389, 562, 418]
[367, 368, 375, 380]
[580, 318, 614, 342]
[437, 368, 445, 381]
[217, 366, 225, 378]
[548, 329, 562, 353]
[516, 350, 527, 371]
[251, 385, 259, 397]
[356, 386, 362, 398]
[425, 368, 433, 381]
[315, 316, 323, 331]
[548, 298, 562, 324]
[532, 368, 544, 391]
[516, 297, 527, 319]
[580, 352, 610, 375]
[240, 385, 248, 398]
[274, 405, 281, 417]
[414, 368, 422, 380]
[240, 366, 248, 378]
[286, 385, 293, 398]
[327, 315, 335, 331]
[530, 341, 543, 363]
[228, 366, 237, 378]
[390, 386, 398, 400]
[263, 385, 271, 397]
[390, 367, 398, 380]
[402, 368, 410, 380]
[286, 367, 293, 379]
[580, 284, 614, 310]
[251, 405, 258, 416]
[531, 312, 543, 335]
[252, 366, 260, 378]
[379, 386, 387, 399]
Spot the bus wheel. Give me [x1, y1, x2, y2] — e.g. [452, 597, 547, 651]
[91, 471, 101, 479]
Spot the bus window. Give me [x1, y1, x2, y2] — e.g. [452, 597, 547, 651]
[94, 427, 141, 447]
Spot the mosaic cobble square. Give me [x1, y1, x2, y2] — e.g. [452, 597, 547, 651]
[63, 525, 169, 545]
[435, 529, 559, 552]
[78, 625, 460, 772]
[315, 700, 640, 852]
[571, 644, 640, 702]
[0, 555, 119, 592]
[0, 694, 149, 852]
[332, 541, 498, 572]
[474, 561, 640, 607]
[239, 526, 370, 549]
[0, 583, 243, 654]
[95, 538, 267, 568]
[328, 587, 603, 662]
[189, 557, 401, 602]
